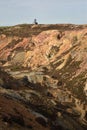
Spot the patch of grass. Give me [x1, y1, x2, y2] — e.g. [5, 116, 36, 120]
[10, 65, 24, 71]
[72, 36, 78, 45]
[49, 53, 86, 101]
[6, 39, 23, 48]
[0, 24, 85, 37]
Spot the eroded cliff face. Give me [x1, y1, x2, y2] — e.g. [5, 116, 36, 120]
[0, 25, 87, 71]
[0, 24, 87, 130]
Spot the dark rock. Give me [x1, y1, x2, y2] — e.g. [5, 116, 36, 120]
[47, 92, 53, 97]
[35, 117, 47, 127]
[57, 81, 63, 86]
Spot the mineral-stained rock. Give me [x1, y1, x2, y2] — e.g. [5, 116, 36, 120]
[0, 24, 87, 130]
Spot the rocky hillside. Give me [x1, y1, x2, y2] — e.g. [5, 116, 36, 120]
[0, 24, 87, 130]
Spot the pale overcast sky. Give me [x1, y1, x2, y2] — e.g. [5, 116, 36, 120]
[0, 0, 87, 26]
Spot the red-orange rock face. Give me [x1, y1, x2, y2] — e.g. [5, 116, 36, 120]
[0, 25, 87, 72]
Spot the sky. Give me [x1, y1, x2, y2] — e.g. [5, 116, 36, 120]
[0, 0, 87, 26]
